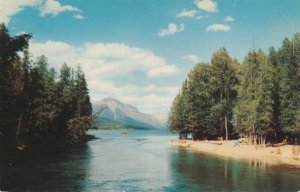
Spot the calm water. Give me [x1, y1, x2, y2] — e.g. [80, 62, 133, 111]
[1, 129, 300, 191]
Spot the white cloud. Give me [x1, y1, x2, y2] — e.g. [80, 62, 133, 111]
[39, 0, 81, 16]
[182, 54, 200, 63]
[195, 0, 218, 13]
[29, 40, 180, 113]
[147, 65, 179, 78]
[0, 0, 42, 24]
[158, 23, 184, 37]
[89, 80, 178, 113]
[206, 24, 231, 32]
[73, 14, 84, 20]
[196, 15, 204, 20]
[225, 16, 234, 22]
[196, 15, 209, 20]
[0, 0, 82, 24]
[176, 9, 197, 18]
[29, 41, 179, 79]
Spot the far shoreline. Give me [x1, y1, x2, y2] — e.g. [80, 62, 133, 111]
[171, 139, 300, 167]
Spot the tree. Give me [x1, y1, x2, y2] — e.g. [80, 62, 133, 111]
[168, 80, 190, 137]
[0, 24, 94, 150]
[255, 50, 275, 136]
[210, 48, 238, 140]
[0, 23, 31, 149]
[74, 65, 92, 117]
[234, 49, 275, 144]
[186, 63, 219, 139]
[278, 34, 300, 137]
[268, 47, 281, 134]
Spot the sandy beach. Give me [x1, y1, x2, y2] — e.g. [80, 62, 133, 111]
[171, 139, 300, 167]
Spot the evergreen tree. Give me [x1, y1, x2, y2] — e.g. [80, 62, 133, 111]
[210, 48, 238, 140]
[255, 50, 275, 136]
[0, 24, 94, 149]
[235, 49, 275, 143]
[0, 23, 31, 149]
[278, 34, 300, 137]
[168, 81, 190, 138]
[186, 63, 219, 139]
[268, 47, 281, 134]
[74, 65, 92, 117]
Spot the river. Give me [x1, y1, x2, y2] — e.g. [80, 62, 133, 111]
[1, 129, 300, 191]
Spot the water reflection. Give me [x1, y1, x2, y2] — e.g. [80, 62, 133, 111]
[84, 129, 174, 191]
[1, 130, 300, 192]
[170, 148, 300, 191]
[0, 145, 92, 191]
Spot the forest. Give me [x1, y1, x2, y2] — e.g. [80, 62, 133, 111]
[168, 34, 300, 145]
[0, 24, 93, 152]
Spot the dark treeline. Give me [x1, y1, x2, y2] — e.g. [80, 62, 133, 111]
[0, 24, 93, 151]
[168, 34, 300, 144]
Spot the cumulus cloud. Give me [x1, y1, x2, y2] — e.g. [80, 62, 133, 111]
[158, 23, 184, 37]
[194, 0, 218, 13]
[39, 0, 80, 16]
[89, 80, 179, 113]
[225, 16, 234, 22]
[30, 41, 179, 79]
[0, 0, 42, 24]
[73, 14, 84, 20]
[206, 24, 230, 32]
[0, 0, 82, 24]
[29, 40, 179, 113]
[176, 9, 197, 18]
[182, 54, 200, 63]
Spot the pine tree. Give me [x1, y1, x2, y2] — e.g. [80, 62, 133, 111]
[235, 51, 260, 137]
[74, 65, 92, 117]
[186, 63, 219, 139]
[234, 49, 275, 144]
[168, 80, 191, 139]
[268, 47, 281, 135]
[210, 48, 238, 140]
[0, 23, 31, 149]
[255, 50, 275, 136]
[278, 34, 300, 138]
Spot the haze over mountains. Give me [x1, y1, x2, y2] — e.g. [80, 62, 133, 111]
[93, 97, 167, 129]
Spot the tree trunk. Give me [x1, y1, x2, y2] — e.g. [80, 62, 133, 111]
[16, 112, 24, 143]
[225, 114, 228, 141]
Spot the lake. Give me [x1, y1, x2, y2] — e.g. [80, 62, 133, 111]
[1, 129, 300, 191]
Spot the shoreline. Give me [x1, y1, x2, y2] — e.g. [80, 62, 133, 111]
[171, 139, 300, 167]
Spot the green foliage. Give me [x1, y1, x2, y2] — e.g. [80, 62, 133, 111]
[0, 24, 93, 150]
[66, 116, 93, 144]
[210, 48, 238, 140]
[0, 24, 32, 149]
[234, 50, 275, 136]
[278, 33, 300, 135]
[168, 49, 238, 140]
[169, 36, 300, 142]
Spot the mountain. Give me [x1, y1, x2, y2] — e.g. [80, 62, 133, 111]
[93, 97, 167, 129]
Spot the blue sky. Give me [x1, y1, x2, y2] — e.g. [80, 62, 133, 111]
[1, 0, 300, 114]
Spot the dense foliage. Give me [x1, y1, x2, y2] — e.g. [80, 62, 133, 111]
[0, 24, 93, 151]
[168, 35, 300, 144]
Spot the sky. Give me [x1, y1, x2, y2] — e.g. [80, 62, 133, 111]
[1, 0, 300, 114]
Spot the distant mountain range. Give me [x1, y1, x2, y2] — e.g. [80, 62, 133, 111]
[93, 97, 167, 129]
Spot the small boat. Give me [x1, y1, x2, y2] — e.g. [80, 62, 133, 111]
[120, 132, 128, 135]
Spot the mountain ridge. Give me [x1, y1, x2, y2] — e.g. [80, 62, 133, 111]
[93, 97, 167, 129]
